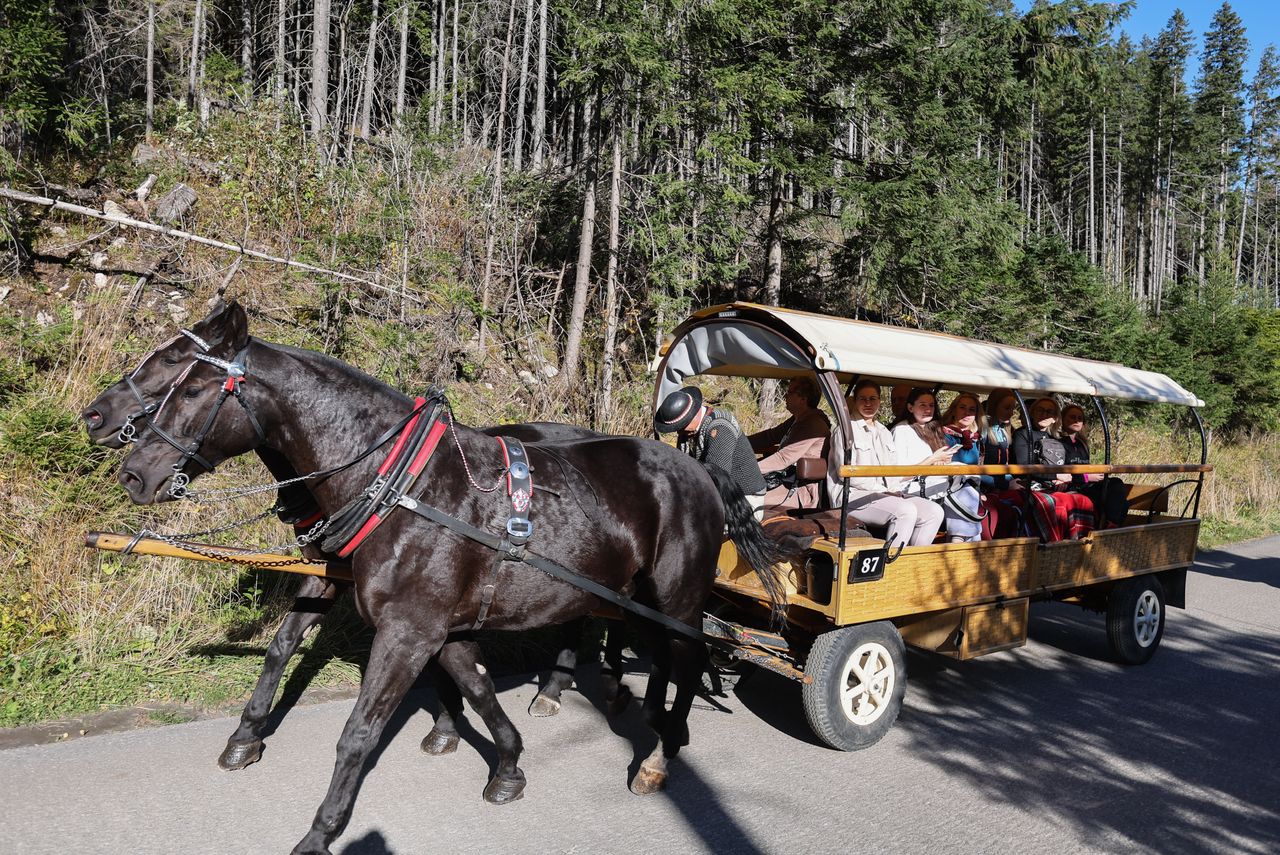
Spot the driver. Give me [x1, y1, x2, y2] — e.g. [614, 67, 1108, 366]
[655, 386, 767, 518]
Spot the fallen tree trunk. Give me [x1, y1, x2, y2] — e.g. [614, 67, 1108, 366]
[0, 186, 398, 296]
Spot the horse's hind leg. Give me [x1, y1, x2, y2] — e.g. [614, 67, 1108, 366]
[601, 619, 632, 715]
[437, 638, 527, 804]
[529, 617, 584, 717]
[219, 577, 345, 770]
[632, 634, 706, 795]
[420, 652, 464, 756]
[292, 620, 443, 855]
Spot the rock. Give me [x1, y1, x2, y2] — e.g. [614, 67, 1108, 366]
[153, 184, 197, 225]
[73, 305, 84, 321]
[36, 311, 55, 327]
[168, 304, 190, 323]
[89, 252, 108, 269]
[48, 225, 67, 237]
[110, 237, 127, 248]
[134, 174, 158, 202]
[94, 273, 108, 288]
[517, 370, 538, 386]
[132, 143, 164, 166]
[0, 286, 11, 302]
[539, 363, 559, 379]
[103, 200, 130, 221]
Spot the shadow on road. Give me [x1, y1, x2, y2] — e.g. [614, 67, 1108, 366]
[897, 600, 1280, 853]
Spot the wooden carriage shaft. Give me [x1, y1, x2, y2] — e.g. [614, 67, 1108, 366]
[839, 463, 1212, 478]
[84, 532, 355, 582]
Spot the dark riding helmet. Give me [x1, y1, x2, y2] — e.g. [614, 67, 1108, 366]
[654, 386, 703, 434]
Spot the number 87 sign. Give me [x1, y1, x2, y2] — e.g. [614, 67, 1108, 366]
[848, 547, 888, 583]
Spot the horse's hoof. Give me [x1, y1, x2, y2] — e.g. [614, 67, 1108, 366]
[630, 764, 667, 795]
[528, 694, 562, 717]
[483, 770, 527, 804]
[420, 729, 460, 756]
[218, 740, 263, 771]
[606, 685, 632, 717]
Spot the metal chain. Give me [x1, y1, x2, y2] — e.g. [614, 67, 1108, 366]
[446, 410, 508, 493]
[132, 529, 330, 568]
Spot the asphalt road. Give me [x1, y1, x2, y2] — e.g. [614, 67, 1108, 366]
[2, 538, 1278, 855]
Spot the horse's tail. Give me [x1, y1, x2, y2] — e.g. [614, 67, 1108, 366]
[705, 466, 812, 624]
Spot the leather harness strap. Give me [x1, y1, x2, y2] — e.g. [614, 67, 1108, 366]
[473, 437, 534, 628]
[325, 396, 449, 557]
[395, 495, 705, 642]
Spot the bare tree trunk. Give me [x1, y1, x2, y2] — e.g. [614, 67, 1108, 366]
[242, 0, 255, 102]
[434, 0, 446, 132]
[759, 165, 785, 423]
[477, 0, 520, 351]
[451, 0, 460, 129]
[358, 0, 379, 138]
[512, 0, 534, 171]
[598, 125, 623, 429]
[188, 0, 205, 113]
[275, 0, 288, 107]
[531, 0, 548, 170]
[146, 0, 156, 137]
[309, 0, 333, 145]
[395, 1, 409, 122]
[560, 91, 598, 386]
[1088, 121, 1095, 265]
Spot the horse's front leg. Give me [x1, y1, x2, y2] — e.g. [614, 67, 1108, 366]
[436, 638, 527, 803]
[220, 577, 347, 770]
[291, 619, 444, 855]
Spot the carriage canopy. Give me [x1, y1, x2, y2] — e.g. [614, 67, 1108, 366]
[653, 303, 1203, 409]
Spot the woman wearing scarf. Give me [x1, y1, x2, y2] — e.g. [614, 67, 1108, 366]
[937, 393, 986, 542]
[890, 387, 955, 504]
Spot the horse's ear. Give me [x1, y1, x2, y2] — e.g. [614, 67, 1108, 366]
[192, 299, 249, 353]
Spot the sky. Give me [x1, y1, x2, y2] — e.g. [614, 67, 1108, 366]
[1116, 0, 1279, 82]
[1014, 1, 1280, 84]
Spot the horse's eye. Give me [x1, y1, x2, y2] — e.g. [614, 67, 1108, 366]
[183, 386, 202, 398]
[163, 357, 180, 366]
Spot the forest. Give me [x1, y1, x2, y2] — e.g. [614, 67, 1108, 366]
[2, 0, 1278, 427]
[1, 1, 1279, 724]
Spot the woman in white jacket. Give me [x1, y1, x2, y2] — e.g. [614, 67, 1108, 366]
[834, 381, 945, 549]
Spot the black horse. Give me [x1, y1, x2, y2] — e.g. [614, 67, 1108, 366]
[81, 325, 627, 768]
[108, 301, 787, 854]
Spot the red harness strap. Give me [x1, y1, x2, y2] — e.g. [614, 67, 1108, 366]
[336, 398, 448, 558]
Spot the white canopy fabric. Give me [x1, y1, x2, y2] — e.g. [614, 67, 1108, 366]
[655, 303, 1203, 407]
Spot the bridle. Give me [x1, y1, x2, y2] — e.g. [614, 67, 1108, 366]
[122, 329, 267, 496]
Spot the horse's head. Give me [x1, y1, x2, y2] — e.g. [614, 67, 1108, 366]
[82, 298, 248, 448]
[116, 300, 263, 504]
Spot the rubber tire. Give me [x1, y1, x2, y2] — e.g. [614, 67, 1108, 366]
[1106, 576, 1166, 665]
[802, 621, 906, 751]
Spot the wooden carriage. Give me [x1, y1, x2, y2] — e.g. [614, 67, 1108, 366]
[655, 303, 1209, 750]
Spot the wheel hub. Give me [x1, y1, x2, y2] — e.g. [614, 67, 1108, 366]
[839, 641, 895, 726]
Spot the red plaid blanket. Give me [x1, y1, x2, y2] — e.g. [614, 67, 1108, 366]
[1026, 489, 1095, 542]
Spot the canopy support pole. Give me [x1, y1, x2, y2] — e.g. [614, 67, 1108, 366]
[1091, 396, 1112, 464]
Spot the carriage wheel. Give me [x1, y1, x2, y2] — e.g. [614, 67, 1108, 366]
[1106, 576, 1166, 665]
[802, 621, 906, 751]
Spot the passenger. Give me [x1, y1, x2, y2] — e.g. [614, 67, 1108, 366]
[655, 386, 767, 518]
[937, 392, 986, 542]
[752, 376, 831, 510]
[1012, 397, 1070, 487]
[1060, 404, 1130, 528]
[982, 388, 1017, 491]
[890, 387, 956, 502]
[889, 384, 912, 423]
[749, 376, 830, 454]
[1059, 404, 1095, 489]
[1013, 397, 1095, 540]
[836, 381, 944, 549]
